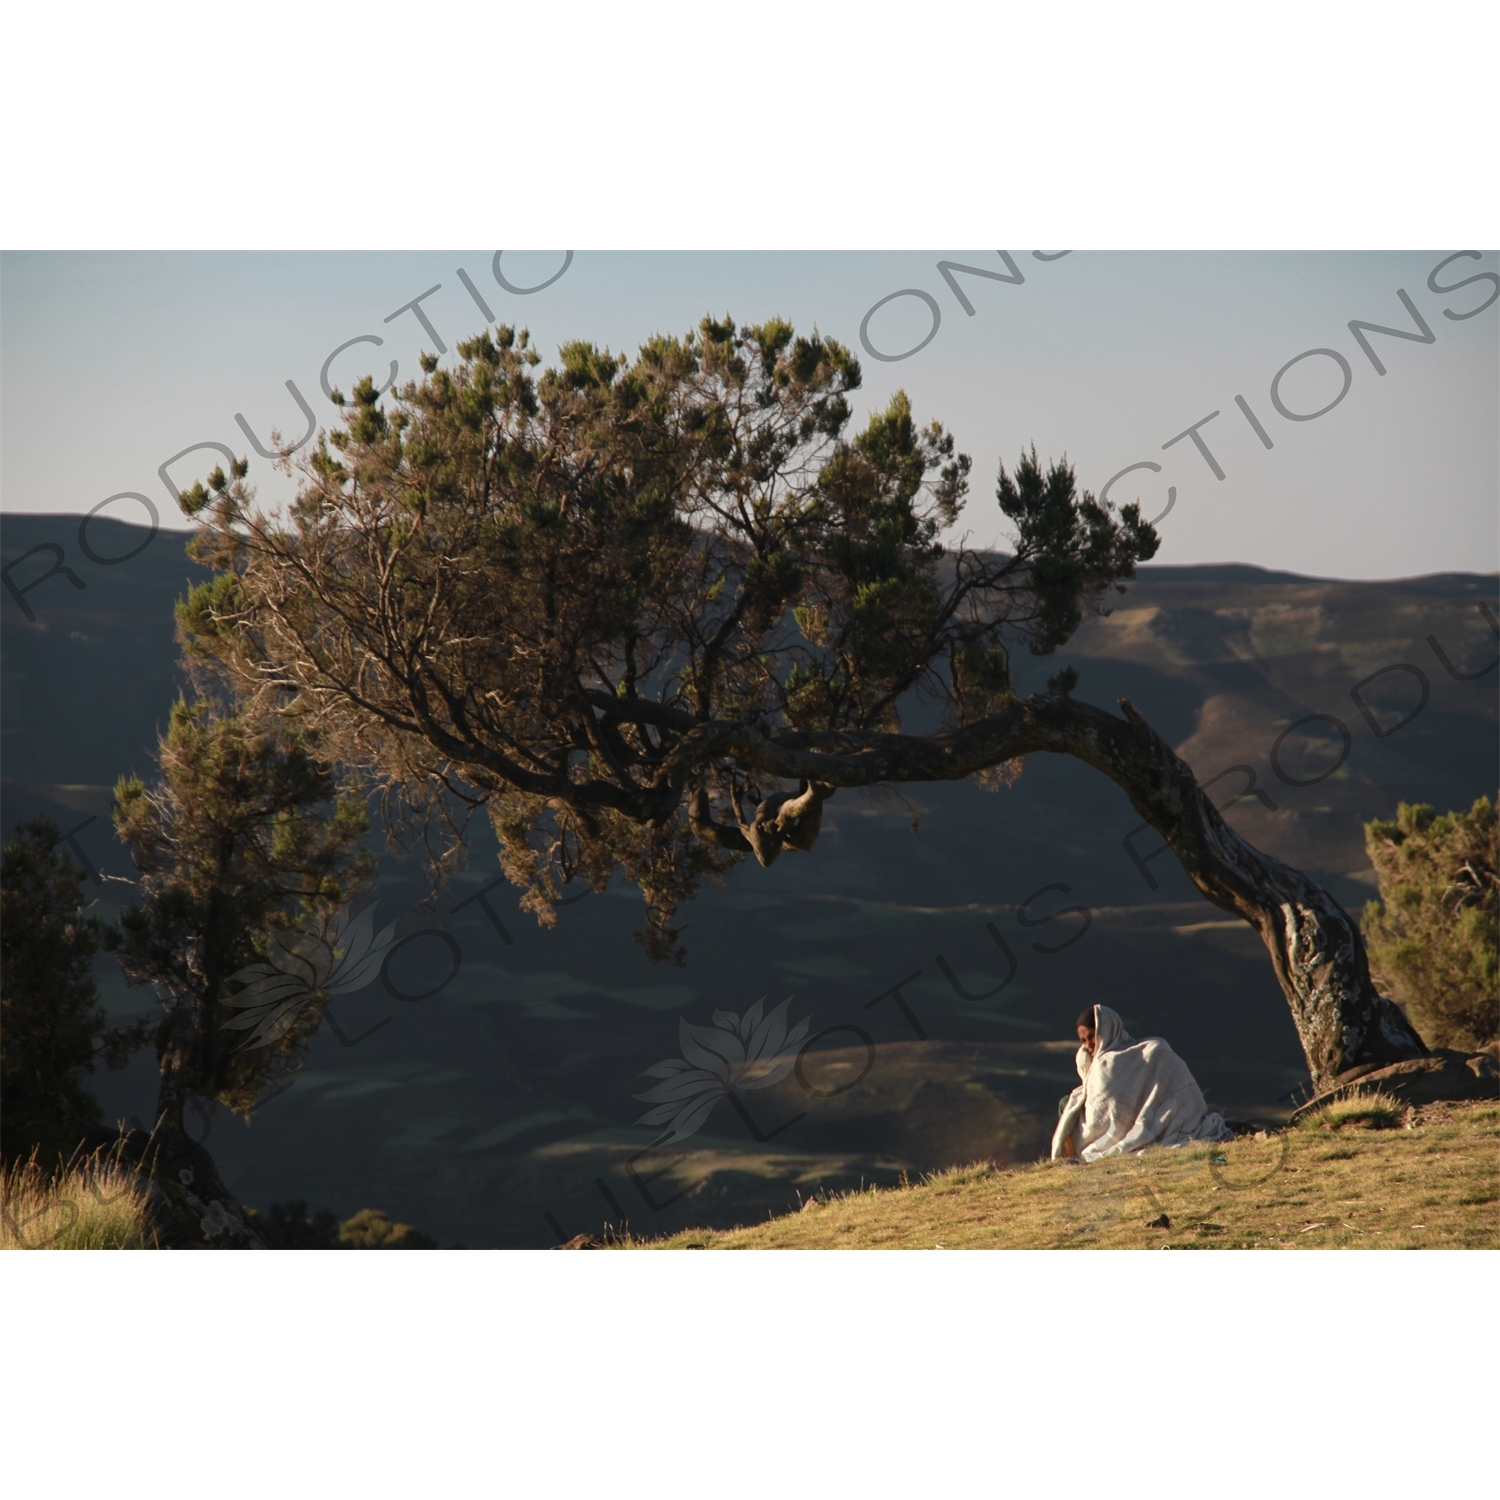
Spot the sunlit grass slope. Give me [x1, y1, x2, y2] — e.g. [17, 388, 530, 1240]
[633, 1099, 1499, 1250]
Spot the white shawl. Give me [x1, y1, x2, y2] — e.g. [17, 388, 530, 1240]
[1051, 1004, 1233, 1161]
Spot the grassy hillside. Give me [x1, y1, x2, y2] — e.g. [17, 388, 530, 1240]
[633, 1098, 1500, 1249]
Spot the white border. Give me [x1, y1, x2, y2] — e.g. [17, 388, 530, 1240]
[1, 3, 1497, 248]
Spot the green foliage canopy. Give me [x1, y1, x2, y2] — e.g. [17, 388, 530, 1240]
[112, 699, 374, 1124]
[176, 316, 1156, 960]
[1362, 796, 1499, 1051]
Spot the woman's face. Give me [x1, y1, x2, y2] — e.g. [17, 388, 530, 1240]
[1076, 1024, 1097, 1055]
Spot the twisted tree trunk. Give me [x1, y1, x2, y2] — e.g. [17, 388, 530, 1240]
[70, 1000, 268, 1249]
[150, 1056, 268, 1249]
[1056, 698, 1430, 1092]
[683, 692, 1428, 1092]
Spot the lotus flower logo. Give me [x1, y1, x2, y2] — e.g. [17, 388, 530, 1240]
[634, 997, 812, 1145]
[221, 901, 398, 1050]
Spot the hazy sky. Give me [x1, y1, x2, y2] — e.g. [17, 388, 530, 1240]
[2, 249, 1495, 579]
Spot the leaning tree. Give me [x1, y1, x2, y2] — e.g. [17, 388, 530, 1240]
[175, 316, 1433, 1095]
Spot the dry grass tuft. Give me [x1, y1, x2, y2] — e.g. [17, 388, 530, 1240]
[1, 1151, 156, 1250]
[1298, 1089, 1407, 1132]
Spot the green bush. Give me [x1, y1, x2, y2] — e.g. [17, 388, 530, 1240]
[336, 1208, 438, 1249]
[1362, 796, 1499, 1050]
[1, 819, 149, 1168]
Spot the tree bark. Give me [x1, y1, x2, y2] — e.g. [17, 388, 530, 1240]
[140, 997, 267, 1248]
[688, 692, 1427, 1092]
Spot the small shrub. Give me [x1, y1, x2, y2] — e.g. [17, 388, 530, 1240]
[337, 1208, 438, 1249]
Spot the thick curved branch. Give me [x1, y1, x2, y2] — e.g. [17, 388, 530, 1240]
[655, 692, 1424, 1088]
[688, 786, 750, 853]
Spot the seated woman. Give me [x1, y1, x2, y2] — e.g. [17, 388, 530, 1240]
[1052, 1003, 1233, 1161]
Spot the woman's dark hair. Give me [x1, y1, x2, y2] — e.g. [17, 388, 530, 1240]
[1075, 1006, 1096, 1031]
